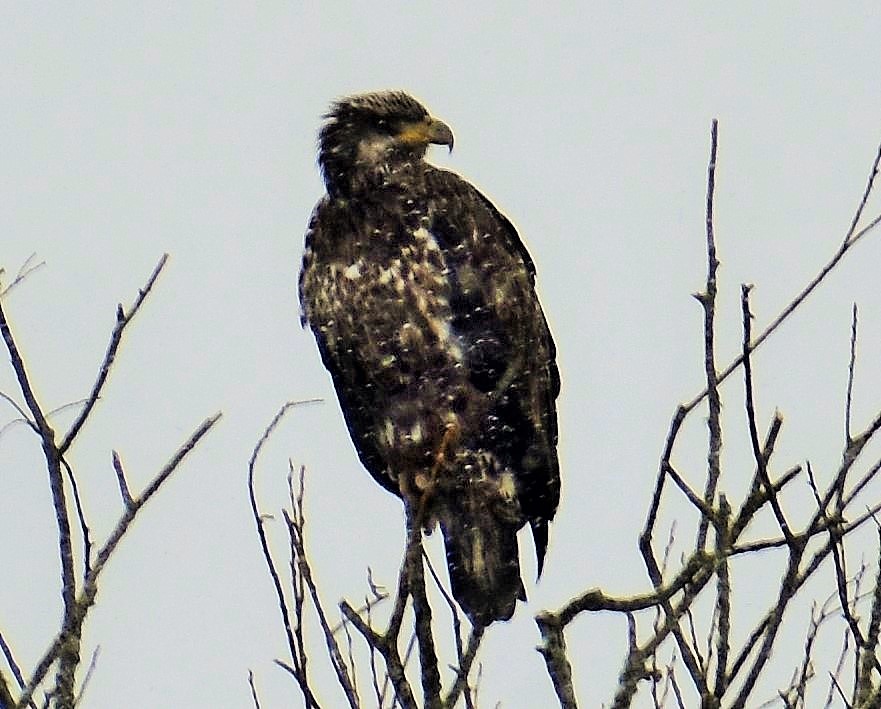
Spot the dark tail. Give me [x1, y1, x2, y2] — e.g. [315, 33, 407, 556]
[436, 483, 526, 627]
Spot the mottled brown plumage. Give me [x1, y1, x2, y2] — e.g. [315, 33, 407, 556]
[299, 91, 560, 626]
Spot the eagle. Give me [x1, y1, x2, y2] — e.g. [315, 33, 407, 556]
[299, 91, 560, 626]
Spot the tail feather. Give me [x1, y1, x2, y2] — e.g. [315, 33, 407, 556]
[531, 518, 549, 577]
[433, 458, 527, 627]
[439, 511, 524, 626]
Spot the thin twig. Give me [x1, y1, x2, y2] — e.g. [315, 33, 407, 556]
[0, 390, 37, 434]
[73, 645, 99, 707]
[248, 670, 261, 709]
[0, 254, 46, 300]
[58, 254, 169, 456]
[111, 451, 134, 509]
[611, 565, 714, 709]
[422, 549, 476, 708]
[642, 406, 687, 554]
[367, 601, 384, 709]
[287, 465, 308, 684]
[0, 399, 90, 441]
[60, 456, 92, 578]
[247, 401, 322, 709]
[668, 661, 687, 709]
[729, 416, 789, 542]
[842, 458, 881, 510]
[825, 472, 865, 658]
[283, 505, 358, 707]
[340, 610, 358, 707]
[1, 296, 60, 439]
[844, 136, 881, 244]
[329, 591, 389, 636]
[0, 629, 30, 705]
[442, 627, 484, 709]
[664, 464, 715, 520]
[845, 303, 858, 445]
[638, 546, 708, 697]
[741, 284, 794, 545]
[815, 408, 881, 528]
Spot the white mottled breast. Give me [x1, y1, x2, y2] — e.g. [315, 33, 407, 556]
[303, 222, 465, 368]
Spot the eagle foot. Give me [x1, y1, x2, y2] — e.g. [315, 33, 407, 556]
[412, 420, 461, 531]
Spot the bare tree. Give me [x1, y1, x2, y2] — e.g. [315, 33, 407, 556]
[0, 255, 221, 709]
[251, 121, 881, 708]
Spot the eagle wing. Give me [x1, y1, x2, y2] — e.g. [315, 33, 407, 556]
[422, 168, 560, 566]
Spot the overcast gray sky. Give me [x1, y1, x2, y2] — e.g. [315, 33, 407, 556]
[3, 3, 881, 707]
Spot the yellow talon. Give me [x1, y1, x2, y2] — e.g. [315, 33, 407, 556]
[413, 420, 461, 528]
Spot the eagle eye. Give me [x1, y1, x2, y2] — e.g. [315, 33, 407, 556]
[373, 117, 399, 135]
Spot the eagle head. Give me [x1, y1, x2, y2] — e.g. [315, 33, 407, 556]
[318, 90, 454, 196]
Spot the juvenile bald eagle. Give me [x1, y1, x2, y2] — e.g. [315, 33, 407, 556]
[299, 91, 560, 626]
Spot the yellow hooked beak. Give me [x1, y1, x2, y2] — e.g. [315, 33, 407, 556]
[398, 117, 454, 152]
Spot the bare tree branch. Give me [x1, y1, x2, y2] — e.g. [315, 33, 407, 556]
[0, 276, 78, 707]
[442, 626, 483, 709]
[15, 412, 220, 709]
[248, 669, 261, 709]
[60, 457, 92, 579]
[0, 630, 31, 709]
[0, 254, 46, 300]
[400, 510, 441, 709]
[58, 254, 169, 457]
[712, 495, 731, 700]
[741, 284, 795, 545]
[247, 401, 323, 709]
[845, 304, 858, 445]
[73, 646, 99, 707]
[855, 528, 881, 705]
[695, 118, 723, 552]
[0, 390, 37, 435]
[536, 613, 577, 709]
[110, 451, 134, 510]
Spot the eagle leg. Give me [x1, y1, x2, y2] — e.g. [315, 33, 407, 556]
[413, 420, 461, 530]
